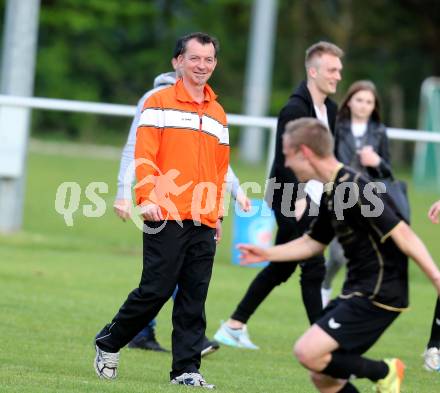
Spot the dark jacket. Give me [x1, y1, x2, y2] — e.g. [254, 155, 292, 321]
[266, 80, 337, 212]
[334, 119, 391, 180]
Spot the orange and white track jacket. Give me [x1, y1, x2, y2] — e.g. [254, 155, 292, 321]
[134, 78, 230, 228]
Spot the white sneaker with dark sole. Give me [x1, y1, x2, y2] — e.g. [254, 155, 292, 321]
[171, 372, 215, 389]
[94, 344, 120, 380]
[424, 347, 440, 371]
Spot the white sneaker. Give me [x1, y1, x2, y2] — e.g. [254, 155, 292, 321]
[94, 344, 120, 379]
[213, 322, 259, 349]
[321, 287, 332, 308]
[171, 372, 215, 389]
[424, 347, 440, 371]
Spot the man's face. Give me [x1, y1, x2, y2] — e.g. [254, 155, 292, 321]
[178, 39, 217, 87]
[310, 53, 342, 95]
[282, 136, 315, 182]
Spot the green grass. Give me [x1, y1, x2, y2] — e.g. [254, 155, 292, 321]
[1, 149, 440, 392]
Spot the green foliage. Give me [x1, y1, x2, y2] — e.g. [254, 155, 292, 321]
[15, 1, 439, 143]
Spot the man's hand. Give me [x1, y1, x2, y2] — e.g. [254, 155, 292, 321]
[215, 219, 222, 244]
[428, 200, 440, 224]
[140, 203, 164, 221]
[113, 199, 132, 221]
[237, 244, 269, 265]
[236, 193, 251, 212]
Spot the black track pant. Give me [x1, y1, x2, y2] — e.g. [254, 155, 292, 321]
[231, 206, 325, 325]
[428, 296, 440, 348]
[95, 220, 216, 379]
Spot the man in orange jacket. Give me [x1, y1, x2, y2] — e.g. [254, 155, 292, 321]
[94, 32, 229, 389]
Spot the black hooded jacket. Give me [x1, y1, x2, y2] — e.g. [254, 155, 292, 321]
[266, 80, 337, 212]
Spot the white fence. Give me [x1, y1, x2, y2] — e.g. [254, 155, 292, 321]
[2, 94, 440, 138]
[1, 94, 440, 171]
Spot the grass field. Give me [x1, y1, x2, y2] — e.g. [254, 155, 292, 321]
[1, 147, 440, 392]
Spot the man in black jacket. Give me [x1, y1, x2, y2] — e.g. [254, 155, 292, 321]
[214, 42, 343, 349]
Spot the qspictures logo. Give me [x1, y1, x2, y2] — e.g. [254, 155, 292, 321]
[54, 164, 390, 235]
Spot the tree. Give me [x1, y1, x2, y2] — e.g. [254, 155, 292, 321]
[19, 0, 440, 151]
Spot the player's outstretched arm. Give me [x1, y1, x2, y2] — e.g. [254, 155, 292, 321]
[238, 234, 326, 265]
[428, 200, 440, 224]
[390, 221, 440, 294]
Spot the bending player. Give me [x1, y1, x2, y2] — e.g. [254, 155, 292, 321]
[239, 118, 440, 393]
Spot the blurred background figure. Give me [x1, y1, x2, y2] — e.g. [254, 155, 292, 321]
[214, 41, 343, 349]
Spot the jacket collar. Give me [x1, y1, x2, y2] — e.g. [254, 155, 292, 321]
[337, 119, 380, 139]
[291, 80, 337, 129]
[291, 80, 313, 105]
[175, 78, 217, 103]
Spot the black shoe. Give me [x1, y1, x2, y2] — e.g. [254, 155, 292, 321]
[201, 336, 220, 357]
[128, 331, 169, 352]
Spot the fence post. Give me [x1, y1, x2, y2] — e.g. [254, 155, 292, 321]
[0, 0, 40, 232]
[413, 77, 440, 191]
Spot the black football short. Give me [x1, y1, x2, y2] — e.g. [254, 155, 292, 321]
[316, 296, 400, 354]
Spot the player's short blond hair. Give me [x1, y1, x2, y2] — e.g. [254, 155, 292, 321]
[305, 41, 344, 69]
[284, 118, 334, 158]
